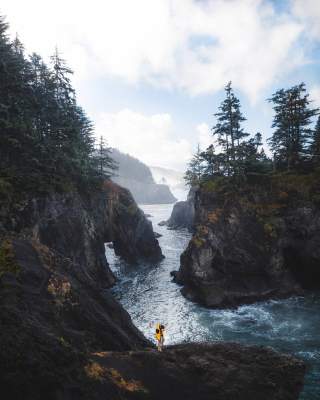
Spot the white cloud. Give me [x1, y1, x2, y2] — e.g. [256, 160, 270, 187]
[1, 0, 306, 101]
[95, 109, 192, 170]
[292, 0, 320, 39]
[197, 123, 212, 150]
[310, 85, 320, 108]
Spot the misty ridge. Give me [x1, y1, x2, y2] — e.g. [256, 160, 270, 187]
[111, 148, 177, 204]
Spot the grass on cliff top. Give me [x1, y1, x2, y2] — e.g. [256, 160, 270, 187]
[201, 169, 320, 205]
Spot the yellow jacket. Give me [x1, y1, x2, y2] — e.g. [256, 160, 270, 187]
[155, 323, 164, 341]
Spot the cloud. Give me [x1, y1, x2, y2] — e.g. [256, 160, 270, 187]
[1, 0, 306, 101]
[197, 123, 212, 150]
[95, 109, 192, 170]
[292, 0, 320, 39]
[310, 85, 320, 108]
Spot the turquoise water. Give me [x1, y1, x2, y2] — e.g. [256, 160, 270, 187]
[107, 204, 320, 399]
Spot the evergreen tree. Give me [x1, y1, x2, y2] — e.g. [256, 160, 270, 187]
[184, 145, 205, 186]
[239, 132, 272, 174]
[200, 144, 223, 177]
[94, 136, 118, 178]
[0, 17, 36, 179]
[268, 83, 319, 170]
[212, 82, 248, 175]
[0, 15, 117, 197]
[311, 116, 320, 167]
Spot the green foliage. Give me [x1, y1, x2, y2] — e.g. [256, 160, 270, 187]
[311, 116, 320, 167]
[185, 83, 272, 187]
[185, 82, 319, 189]
[201, 176, 229, 193]
[212, 81, 249, 176]
[92, 136, 118, 179]
[192, 236, 205, 248]
[0, 240, 20, 278]
[0, 16, 116, 204]
[184, 145, 205, 186]
[268, 83, 319, 171]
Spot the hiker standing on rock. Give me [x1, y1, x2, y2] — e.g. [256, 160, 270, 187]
[155, 323, 165, 352]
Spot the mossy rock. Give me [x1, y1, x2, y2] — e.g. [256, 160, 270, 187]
[192, 236, 205, 248]
[0, 240, 20, 278]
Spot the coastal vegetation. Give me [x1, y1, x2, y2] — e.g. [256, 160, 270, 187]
[0, 16, 116, 203]
[185, 82, 320, 187]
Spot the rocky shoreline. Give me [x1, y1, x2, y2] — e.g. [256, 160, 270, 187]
[0, 180, 307, 399]
[160, 187, 196, 231]
[173, 174, 320, 308]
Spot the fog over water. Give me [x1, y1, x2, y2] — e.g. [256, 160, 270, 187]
[106, 204, 320, 400]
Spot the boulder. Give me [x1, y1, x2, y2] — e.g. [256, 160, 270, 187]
[166, 187, 195, 231]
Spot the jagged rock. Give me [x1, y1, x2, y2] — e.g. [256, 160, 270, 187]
[0, 180, 307, 400]
[166, 187, 196, 231]
[1, 181, 163, 289]
[0, 238, 150, 400]
[158, 220, 167, 226]
[0, 180, 163, 396]
[176, 174, 320, 308]
[86, 343, 305, 400]
[0, 326, 305, 400]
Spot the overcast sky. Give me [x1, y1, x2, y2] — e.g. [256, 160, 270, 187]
[2, 0, 320, 171]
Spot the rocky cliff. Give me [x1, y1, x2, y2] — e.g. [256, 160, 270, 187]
[0, 180, 163, 275]
[173, 172, 320, 308]
[83, 342, 305, 400]
[166, 187, 196, 231]
[0, 179, 306, 399]
[0, 180, 164, 398]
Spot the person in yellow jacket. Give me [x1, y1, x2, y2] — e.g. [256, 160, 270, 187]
[155, 323, 165, 352]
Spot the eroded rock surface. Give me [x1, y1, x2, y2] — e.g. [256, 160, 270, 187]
[174, 174, 320, 308]
[0, 181, 163, 288]
[166, 187, 196, 231]
[0, 180, 307, 399]
[87, 343, 305, 400]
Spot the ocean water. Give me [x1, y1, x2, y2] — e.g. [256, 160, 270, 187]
[106, 204, 320, 399]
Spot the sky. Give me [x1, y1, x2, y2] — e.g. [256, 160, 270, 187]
[1, 0, 320, 171]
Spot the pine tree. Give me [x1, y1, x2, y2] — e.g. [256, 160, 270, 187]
[268, 83, 319, 170]
[212, 82, 248, 175]
[0, 17, 36, 178]
[50, 47, 75, 106]
[200, 144, 223, 177]
[0, 15, 117, 197]
[94, 136, 118, 178]
[239, 132, 271, 174]
[184, 145, 205, 186]
[311, 116, 320, 167]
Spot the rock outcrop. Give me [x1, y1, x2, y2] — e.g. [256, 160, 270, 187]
[82, 342, 305, 400]
[174, 173, 320, 308]
[0, 180, 163, 286]
[0, 179, 306, 399]
[0, 181, 161, 398]
[166, 187, 196, 231]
